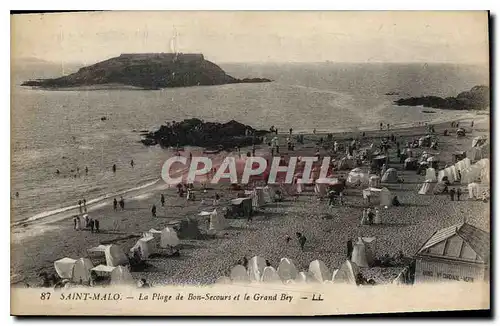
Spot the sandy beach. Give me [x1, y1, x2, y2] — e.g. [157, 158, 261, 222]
[10, 114, 490, 286]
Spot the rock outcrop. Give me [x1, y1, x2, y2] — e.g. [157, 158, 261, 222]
[21, 53, 272, 90]
[141, 118, 268, 149]
[394, 85, 490, 110]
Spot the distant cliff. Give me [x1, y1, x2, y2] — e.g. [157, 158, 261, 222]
[21, 53, 272, 90]
[394, 85, 490, 110]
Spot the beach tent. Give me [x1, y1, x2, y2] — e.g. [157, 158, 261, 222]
[381, 168, 398, 183]
[461, 165, 482, 184]
[472, 136, 487, 148]
[90, 264, 116, 277]
[54, 258, 77, 279]
[130, 236, 156, 260]
[308, 260, 331, 283]
[437, 170, 446, 183]
[332, 260, 360, 285]
[88, 244, 128, 267]
[160, 227, 180, 248]
[468, 182, 480, 199]
[209, 209, 228, 231]
[71, 258, 94, 284]
[418, 180, 434, 195]
[110, 265, 134, 286]
[351, 238, 369, 268]
[371, 155, 387, 169]
[445, 167, 456, 183]
[261, 266, 282, 283]
[469, 147, 487, 162]
[450, 165, 459, 182]
[425, 168, 437, 182]
[248, 256, 267, 282]
[167, 218, 201, 239]
[369, 175, 381, 188]
[229, 197, 253, 219]
[380, 188, 392, 207]
[230, 265, 249, 283]
[347, 168, 369, 185]
[404, 157, 418, 170]
[277, 258, 298, 282]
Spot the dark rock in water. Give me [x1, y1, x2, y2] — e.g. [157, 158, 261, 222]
[21, 53, 272, 90]
[141, 118, 267, 149]
[394, 85, 489, 110]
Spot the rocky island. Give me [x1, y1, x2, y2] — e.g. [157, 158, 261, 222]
[141, 118, 268, 150]
[394, 85, 490, 110]
[21, 53, 272, 90]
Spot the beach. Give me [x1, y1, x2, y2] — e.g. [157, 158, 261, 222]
[11, 115, 490, 286]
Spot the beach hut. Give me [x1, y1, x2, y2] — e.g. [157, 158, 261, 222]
[380, 187, 392, 207]
[230, 265, 249, 283]
[468, 182, 480, 199]
[110, 266, 135, 286]
[472, 136, 487, 148]
[130, 236, 156, 260]
[332, 260, 359, 285]
[418, 180, 434, 195]
[277, 258, 298, 282]
[404, 157, 418, 170]
[54, 258, 77, 279]
[248, 256, 267, 282]
[425, 168, 437, 182]
[414, 223, 489, 284]
[381, 168, 398, 183]
[371, 155, 387, 169]
[71, 258, 94, 284]
[308, 260, 331, 283]
[160, 227, 180, 248]
[261, 266, 281, 283]
[90, 264, 116, 278]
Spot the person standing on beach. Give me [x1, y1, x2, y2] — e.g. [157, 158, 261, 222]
[73, 216, 77, 230]
[380, 123, 383, 130]
[119, 196, 125, 210]
[78, 200, 82, 213]
[151, 204, 157, 217]
[449, 188, 456, 201]
[347, 239, 353, 259]
[289, 128, 293, 135]
[296, 232, 307, 251]
[471, 120, 474, 128]
[161, 194, 165, 207]
[112, 164, 117, 173]
[83, 199, 87, 213]
[89, 219, 95, 233]
[76, 216, 81, 231]
[113, 198, 118, 211]
[130, 160, 134, 168]
[457, 188, 462, 201]
[94, 219, 100, 233]
[85, 166, 88, 176]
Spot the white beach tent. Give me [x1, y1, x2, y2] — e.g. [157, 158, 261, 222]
[468, 182, 480, 199]
[130, 236, 156, 260]
[444, 167, 456, 183]
[90, 264, 116, 277]
[248, 256, 267, 282]
[261, 266, 282, 283]
[71, 258, 94, 284]
[332, 260, 359, 285]
[230, 265, 249, 283]
[369, 175, 381, 188]
[381, 168, 398, 183]
[308, 260, 331, 283]
[418, 180, 434, 195]
[425, 168, 437, 182]
[461, 165, 481, 184]
[351, 238, 369, 268]
[54, 257, 77, 279]
[380, 187, 392, 207]
[88, 244, 129, 267]
[277, 258, 298, 282]
[161, 227, 180, 248]
[110, 265, 135, 286]
[209, 209, 228, 231]
[143, 228, 162, 249]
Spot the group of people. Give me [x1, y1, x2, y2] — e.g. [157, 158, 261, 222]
[361, 207, 381, 225]
[113, 196, 126, 211]
[284, 232, 308, 251]
[73, 214, 100, 232]
[448, 187, 463, 201]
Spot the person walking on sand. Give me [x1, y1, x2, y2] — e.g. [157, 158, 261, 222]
[449, 188, 456, 201]
[113, 198, 118, 211]
[94, 219, 100, 233]
[85, 166, 88, 176]
[119, 196, 125, 210]
[151, 204, 157, 217]
[130, 160, 134, 168]
[380, 122, 383, 130]
[347, 239, 353, 259]
[73, 216, 77, 230]
[296, 232, 307, 251]
[471, 120, 474, 128]
[76, 216, 81, 231]
[457, 188, 462, 201]
[161, 194, 165, 207]
[83, 199, 87, 213]
[78, 200, 83, 213]
[112, 164, 117, 173]
[289, 128, 293, 135]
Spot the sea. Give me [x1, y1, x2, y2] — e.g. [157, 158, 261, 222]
[11, 61, 489, 225]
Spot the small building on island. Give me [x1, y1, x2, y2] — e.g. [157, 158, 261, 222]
[414, 222, 489, 284]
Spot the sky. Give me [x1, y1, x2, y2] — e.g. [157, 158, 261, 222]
[11, 11, 489, 65]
